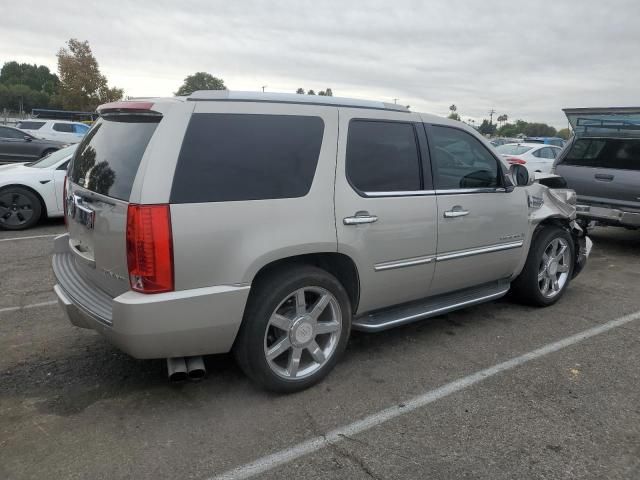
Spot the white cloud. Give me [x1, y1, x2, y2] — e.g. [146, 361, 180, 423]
[2, 0, 639, 127]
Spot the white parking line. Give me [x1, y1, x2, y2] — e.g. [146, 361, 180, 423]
[0, 233, 60, 243]
[211, 309, 640, 480]
[0, 300, 57, 314]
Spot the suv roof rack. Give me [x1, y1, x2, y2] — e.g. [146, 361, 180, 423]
[186, 90, 410, 112]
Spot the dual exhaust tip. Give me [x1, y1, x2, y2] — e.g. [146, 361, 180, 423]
[167, 356, 206, 382]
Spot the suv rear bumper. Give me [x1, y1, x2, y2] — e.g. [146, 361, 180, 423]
[576, 204, 640, 227]
[52, 234, 250, 359]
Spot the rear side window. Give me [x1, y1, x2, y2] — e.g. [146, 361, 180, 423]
[53, 123, 75, 133]
[562, 138, 640, 170]
[69, 116, 160, 200]
[74, 124, 90, 134]
[346, 120, 422, 192]
[171, 114, 324, 203]
[429, 125, 500, 190]
[0, 127, 25, 139]
[17, 121, 45, 130]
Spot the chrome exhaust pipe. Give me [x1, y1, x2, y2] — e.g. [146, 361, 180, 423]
[186, 356, 206, 381]
[167, 357, 188, 382]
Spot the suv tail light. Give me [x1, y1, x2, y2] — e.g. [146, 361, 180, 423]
[507, 157, 527, 165]
[126, 204, 174, 294]
[63, 175, 68, 228]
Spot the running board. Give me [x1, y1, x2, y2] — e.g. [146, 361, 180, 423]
[352, 280, 511, 332]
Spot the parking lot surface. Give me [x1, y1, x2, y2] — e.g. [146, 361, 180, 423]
[1, 221, 639, 480]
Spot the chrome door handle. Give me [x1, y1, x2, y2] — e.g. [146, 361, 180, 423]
[443, 208, 469, 218]
[343, 212, 378, 225]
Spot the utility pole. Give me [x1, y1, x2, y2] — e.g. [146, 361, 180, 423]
[393, 98, 399, 104]
[261, 85, 267, 92]
[488, 108, 496, 125]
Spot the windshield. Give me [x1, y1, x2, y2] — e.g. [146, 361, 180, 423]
[26, 144, 77, 168]
[496, 144, 533, 155]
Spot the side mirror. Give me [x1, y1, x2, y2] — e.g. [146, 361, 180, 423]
[24, 135, 32, 142]
[511, 164, 533, 186]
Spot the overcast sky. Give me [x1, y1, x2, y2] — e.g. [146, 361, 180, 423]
[2, 0, 639, 128]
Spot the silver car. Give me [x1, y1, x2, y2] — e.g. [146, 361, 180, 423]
[554, 107, 640, 230]
[53, 91, 591, 392]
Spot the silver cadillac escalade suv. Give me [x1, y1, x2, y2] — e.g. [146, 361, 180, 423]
[53, 91, 591, 392]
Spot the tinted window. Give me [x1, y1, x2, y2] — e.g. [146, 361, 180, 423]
[346, 120, 421, 192]
[534, 147, 555, 159]
[430, 126, 500, 190]
[69, 116, 160, 200]
[563, 138, 640, 170]
[53, 123, 74, 133]
[17, 121, 45, 130]
[0, 127, 26, 139]
[171, 114, 324, 203]
[496, 144, 533, 155]
[74, 124, 90, 134]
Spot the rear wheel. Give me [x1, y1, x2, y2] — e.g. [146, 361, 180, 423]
[511, 226, 574, 306]
[0, 187, 42, 230]
[234, 265, 351, 393]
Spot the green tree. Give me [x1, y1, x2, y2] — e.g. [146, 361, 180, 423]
[307, 89, 316, 95]
[296, 88, 305, 94]
[57, 38, 123, 111]
[0, 61, 59, 95]
[175, 72, 226, 96]
[448, 104, 460, 121]
[325, 88, 333, 97]
[523, 122, 557, 137]
[478, 119, 497, 136]
[0, 83, 50, 112]
[556, 128, 571, 140]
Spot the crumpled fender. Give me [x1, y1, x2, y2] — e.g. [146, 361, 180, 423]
[513, 183, 591, 279]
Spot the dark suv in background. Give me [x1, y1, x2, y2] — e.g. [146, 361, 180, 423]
[554, 107, 640, 230]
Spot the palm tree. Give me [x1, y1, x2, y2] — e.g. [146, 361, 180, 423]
[449, 104, 457, 114]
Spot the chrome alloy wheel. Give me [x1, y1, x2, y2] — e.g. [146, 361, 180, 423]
[263, 286, 342, 380]
[538, 237, 571, 298]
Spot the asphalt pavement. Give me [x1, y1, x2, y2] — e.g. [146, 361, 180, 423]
[1, 220, 639, 480]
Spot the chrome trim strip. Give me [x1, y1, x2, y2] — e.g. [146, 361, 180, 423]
[364, 190, 436, 197]
[436, 241, 524, 262]
[374, 255, 434, 272]
[435, 188, 503, 195]
[353, 287, 510, 332]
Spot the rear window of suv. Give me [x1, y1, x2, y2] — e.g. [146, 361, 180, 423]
[170, 113, 324, 203]
[17, 121, 46, 130]
[562, 138, 640, 170]
[69, 115, 160, 200]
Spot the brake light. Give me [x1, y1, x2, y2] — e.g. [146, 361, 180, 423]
[507, 157, 527, 165]
[126, 204, 174, 294]
[63, 176, 68, 228]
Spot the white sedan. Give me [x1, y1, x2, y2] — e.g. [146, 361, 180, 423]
[495, 143, 563, 174]
[0, 144, 76, 230]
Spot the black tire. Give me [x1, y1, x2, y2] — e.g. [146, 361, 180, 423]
[234, 265, 352, 393]
[0, 187, 42, 230]
[41, 148, 57, 158]
[511, 226, 575, 307]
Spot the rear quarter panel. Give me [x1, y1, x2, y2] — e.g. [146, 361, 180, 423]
[168, 102, 339, 290]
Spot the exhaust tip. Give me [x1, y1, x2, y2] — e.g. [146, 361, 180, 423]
[166, 357, 188, 383]
[186, 356, 207, 381]
[169, 370, 189, 382]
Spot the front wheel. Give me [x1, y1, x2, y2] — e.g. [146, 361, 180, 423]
[234, 265, 351, 393]
[511, 226, 575, 306]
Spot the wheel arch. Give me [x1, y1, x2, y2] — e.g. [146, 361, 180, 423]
[0, 183, 48, 219]
[250, 252, 360, 314]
